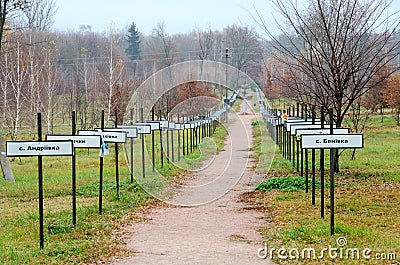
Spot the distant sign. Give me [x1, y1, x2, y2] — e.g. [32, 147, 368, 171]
[78, 130, 127, 143]
[295, 128, 349, 136]
[290, 124, 336, 135]
[168, 122, 176, 130]
[185, 123, 195, 129]
[301, 134, 363, 149]
[143, 122, 161, 130]
[6, 141, 74, 157]
[175, 123, 184, 130]
[46, 135, 101, 148]
[150, 120, 168, 129]
[104, 127, 138, 138]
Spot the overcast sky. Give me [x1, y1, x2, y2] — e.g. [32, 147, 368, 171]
[52, 0, 400, 36]
[52, 0, 283, 36]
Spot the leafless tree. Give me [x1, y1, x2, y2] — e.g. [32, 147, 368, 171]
[151, 22, 176, 68]
[223, 24, 263, 79]
[40, 39, 63, 133]
[256, 0, 400, 170]
[257, 0, 400, 126]
[101, 23, 125, 126]
[7, 39, 28, 141]
[22, 0, 57, 31]
[196, 27, 215, 60]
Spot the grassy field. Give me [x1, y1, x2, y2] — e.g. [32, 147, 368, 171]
[244, 115, 400, 264]
[0, 121, 228, 264]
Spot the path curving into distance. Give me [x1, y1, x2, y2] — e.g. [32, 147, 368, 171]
[108, 109, 274, 265]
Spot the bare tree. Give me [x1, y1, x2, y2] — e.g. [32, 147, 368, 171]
[40, 39, 63, 133]
[151, 21, 176, 68]
[256, 0, 400, 170]
[0, 0, 31, 182]
[101, 23, 125, 126]
[258, 0, 400, 126]
[7, 39, 28, 141]
[223, 24, 262, 73]
[196, 27, 215, 60]
[22, 0, 57, 31]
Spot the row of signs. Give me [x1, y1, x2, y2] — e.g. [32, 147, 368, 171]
[5, 118, 219, 157]
[258, 104, 363, 150]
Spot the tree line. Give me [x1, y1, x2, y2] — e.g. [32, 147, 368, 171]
[1, 0, 400, 144]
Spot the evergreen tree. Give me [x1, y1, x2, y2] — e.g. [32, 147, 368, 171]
[125, 22, 141, 60]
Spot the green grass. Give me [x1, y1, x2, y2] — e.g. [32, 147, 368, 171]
[256, 176, 323, 192]
[0, 122, 228, 264]
[244, 114, 400, 264]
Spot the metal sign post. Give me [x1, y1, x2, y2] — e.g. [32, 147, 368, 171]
[312, 106, 316, 206]
[47, 112, 101, 227]
[300, 109, 363, 235]
[6, 113, 74, 250]
[114, 110, 119, 200]
[100, 110, 104, 215]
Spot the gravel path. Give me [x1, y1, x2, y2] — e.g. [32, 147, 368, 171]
[108, 110, 274, 265]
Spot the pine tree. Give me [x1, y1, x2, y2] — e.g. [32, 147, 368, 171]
[125, 22, 141, 60]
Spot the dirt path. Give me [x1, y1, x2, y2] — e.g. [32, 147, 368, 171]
[108, 110, 273, 265]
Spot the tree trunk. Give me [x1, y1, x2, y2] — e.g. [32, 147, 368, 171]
[0, 135, 14, 182]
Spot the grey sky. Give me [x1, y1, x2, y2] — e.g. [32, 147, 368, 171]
[52, 0, 280, 35]
[52, 0, 400, 35]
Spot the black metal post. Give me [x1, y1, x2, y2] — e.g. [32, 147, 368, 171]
[140, 108, 145, 178]
[152, 107, 155, 171]
[37, 113, 44, 250]
[72, 111, 77, 226]
[114, 110, 119, 200]
[177, 115, 181, 161]
[320, 106, 325, 218]
[99, 110, 104, 215]
[130, 109, 134, 182]
[305, 148, 309, 193]
[312, 106, 316, 206]
[329, 109, 335, 235]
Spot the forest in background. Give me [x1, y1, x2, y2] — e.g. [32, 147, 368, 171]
[1, 0, 400, 143]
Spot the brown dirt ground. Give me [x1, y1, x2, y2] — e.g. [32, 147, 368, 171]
[108, 109, 274, 265]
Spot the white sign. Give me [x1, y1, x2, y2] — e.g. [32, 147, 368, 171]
[133, 123, 158, 131]
[168, 122, 176, 130]
[151, 120, 168, 129]
[290, 124, 336, 135]
[175, 123, 184, 130]
[301, 134, 363, 149]
[295, 128, 349, 136]
[78, 130, 127, 143]
[46, 135, 101, 148]
[185, 123, 195, 129]
[6, 141, 74, 157]
[286, 121, 329, 132]
[106, 127, 138, 138]
[129, 124, 151, 134]
[144, 121, 161, 130]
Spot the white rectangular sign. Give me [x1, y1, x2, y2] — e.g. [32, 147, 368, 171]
[168, 122, 176, 130]
[6, 141, 74, 157]
[119, 124, 151, 134]
[133, 123, 158, 131]
[151, 120, 168, 129]
[295, 128, 350, 136]
[104, 127, 138, 138]
[301, 134, 363, 149]
[144, 121, 161, 130]
[78, 130, 127, 143]
[46, 135, 101, 148]
[175, 123, 184, 130]
[286, 121, 329, 132]
[290, 124, 336, 135]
